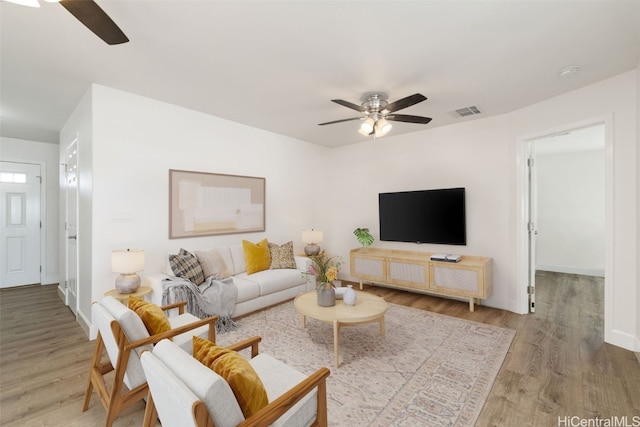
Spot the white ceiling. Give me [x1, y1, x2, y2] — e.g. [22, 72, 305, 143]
[1, 0, 639, 148]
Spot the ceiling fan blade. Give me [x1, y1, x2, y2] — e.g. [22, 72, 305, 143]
[318, 117, 362, 126]
[382, 93, 427, 113]
[331, 99, 366, 112]
[60, 0, 129, 45]
[386, 114, 432, 124]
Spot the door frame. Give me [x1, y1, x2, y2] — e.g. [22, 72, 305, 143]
[517, 115, 613, 337]
[0, 158, 46, 287]
[64, 138, 79, 316]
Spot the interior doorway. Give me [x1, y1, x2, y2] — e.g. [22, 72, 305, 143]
[525, 123, 607, 314]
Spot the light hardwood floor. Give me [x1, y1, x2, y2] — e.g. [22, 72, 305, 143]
[1, 272, 639, 426]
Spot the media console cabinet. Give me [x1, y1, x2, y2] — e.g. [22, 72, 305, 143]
[350, 248, 492, 311]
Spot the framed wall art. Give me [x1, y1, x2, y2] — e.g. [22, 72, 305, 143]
[169, 169, 265, 239]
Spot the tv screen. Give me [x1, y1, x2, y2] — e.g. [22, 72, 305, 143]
[379, 188, 466, 245]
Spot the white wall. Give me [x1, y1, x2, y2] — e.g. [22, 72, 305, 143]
[60, 89, 93, 324]
[75, 84, 324, 323]
[636, 63, 640, 352]
[0, 137, 59, 285]
[60, 70, 638, 351]
[534, 146, 605, 276]
[326, 115, 514, 310]
[328, 71, 637, 350]
[510, 71, 637, 350]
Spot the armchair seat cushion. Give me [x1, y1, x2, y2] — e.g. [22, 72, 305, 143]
[250, 354, 318, 427]
[168, 313, 212, 353]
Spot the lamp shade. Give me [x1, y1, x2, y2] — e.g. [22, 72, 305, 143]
[375, 118, 392, 137]
[302, 229, 323, 244]
[359, 117, 375, 135]
[111, 249, 144, 274]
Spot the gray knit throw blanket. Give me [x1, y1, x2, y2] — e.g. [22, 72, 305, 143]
[161, 276, 238, 333]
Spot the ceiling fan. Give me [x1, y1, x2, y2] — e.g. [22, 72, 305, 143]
[5, 0, 129, 45]
[318, 93, 432, 137]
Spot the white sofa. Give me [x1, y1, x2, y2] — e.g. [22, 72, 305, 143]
[145, 244, 314, 318]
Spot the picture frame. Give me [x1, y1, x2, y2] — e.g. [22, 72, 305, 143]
[169, 169, 265, 239]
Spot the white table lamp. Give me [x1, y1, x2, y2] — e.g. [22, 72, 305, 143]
[302, 229, 323, 256]
[112, 249, 144, 294]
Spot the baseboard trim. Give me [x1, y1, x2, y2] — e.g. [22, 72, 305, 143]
[606, 328, 640, 352]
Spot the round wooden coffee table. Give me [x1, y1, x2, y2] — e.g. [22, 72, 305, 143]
[294, 290, 387, 367]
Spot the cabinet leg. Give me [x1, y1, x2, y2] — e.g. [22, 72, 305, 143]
[359, 279, 363, 290]
[469, 298, 475, 312]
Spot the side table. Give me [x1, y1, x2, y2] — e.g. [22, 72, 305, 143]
[104, 286, 152, 305]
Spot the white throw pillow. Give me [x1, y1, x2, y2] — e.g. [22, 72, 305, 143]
[196, 249, 231, 280]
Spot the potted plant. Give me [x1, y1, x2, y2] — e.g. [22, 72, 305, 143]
[353, 228, 374, 250]
[306, 253, 342, 306]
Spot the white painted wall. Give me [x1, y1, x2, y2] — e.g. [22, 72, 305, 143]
[510, 71, 637, 350]
[60, 69, 638, 351]
[72, 84, 324, 323]
[534, 145, 605, 276]
[60, 89, 93, 324]
[329, 71, 637, 350]
[0, 137, 59, 285]
[326, 115, 514, 310]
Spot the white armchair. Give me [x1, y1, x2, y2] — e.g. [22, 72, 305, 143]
[141, 337, 330, 427]
[82, 296, 217, 427]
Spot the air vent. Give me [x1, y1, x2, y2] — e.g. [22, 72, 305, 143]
[454, 106, 481, 117]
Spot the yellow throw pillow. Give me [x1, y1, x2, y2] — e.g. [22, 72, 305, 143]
[128, 296, 171, 336]
[242, 239, 271, 274]
[192, 336, 268, 418]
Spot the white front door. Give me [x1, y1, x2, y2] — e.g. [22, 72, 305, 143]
[65, 140, 78, 314]
[0, 161, 41, 288]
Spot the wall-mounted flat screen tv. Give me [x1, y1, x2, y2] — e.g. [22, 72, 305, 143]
[379, 187, 466, 245]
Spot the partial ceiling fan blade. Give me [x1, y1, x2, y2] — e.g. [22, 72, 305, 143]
[331, 99, 366, 112]
[385, 114, 432, 124]
[383, 93, 427, 113]
[318, 117, 362, 126]
[60, 0, 129, 45]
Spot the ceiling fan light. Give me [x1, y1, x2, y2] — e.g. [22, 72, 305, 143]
[5, 0, 40, 7]
[359, 117, 375, 135]
[375, 118, 392, 137]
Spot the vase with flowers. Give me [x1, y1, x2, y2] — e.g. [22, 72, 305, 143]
[306, 253, 342, 307]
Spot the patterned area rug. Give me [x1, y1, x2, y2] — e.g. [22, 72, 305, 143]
[215, 300, 515, 427]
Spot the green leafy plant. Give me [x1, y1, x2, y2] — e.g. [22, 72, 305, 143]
[353, 228, 374, 247]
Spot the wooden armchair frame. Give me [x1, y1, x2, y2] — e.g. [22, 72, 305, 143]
[82, 300, 217, 427]
[142, 336, 331, 427]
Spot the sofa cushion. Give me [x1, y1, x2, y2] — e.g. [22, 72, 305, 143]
[169, 248, 205, 285]
[196, 249, 231, 280]
[268, 241, 297, 270]
[229, 244, 247, 275]
[193, 336, 268, 418]
[242, 239, 271, 274]
[231, 276, 261, 303]
[237, 269, 306, 296]
[128, 296, 171, 336]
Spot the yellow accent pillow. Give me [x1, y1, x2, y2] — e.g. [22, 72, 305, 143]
[128, 296, 171, 336]
[242, 239, 271, 274]
[192, 336, 268, 418]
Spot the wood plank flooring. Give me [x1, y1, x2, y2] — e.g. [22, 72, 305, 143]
[1, 272, 639, 426]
